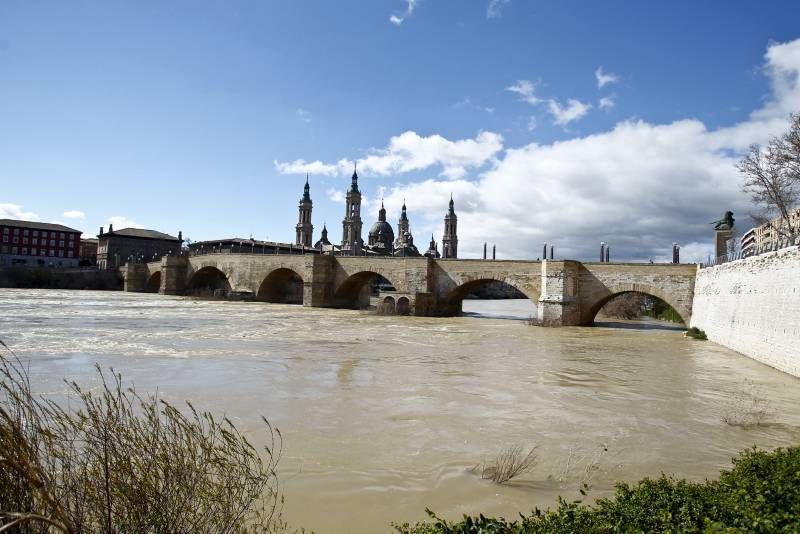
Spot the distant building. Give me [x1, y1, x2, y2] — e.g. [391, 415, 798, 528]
[97, 225, 182, 269]
[740, 207, 800, 256]
[341, 168, 364, 255]
[392, 201, 421, 257]
[80, 238, 98, 266]
[0, 219, 81, 267]
[424, 235, 440, 258]
[188, 237, 318, 255]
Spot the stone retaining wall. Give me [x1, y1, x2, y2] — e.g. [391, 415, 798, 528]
[691, 246, 800, 377]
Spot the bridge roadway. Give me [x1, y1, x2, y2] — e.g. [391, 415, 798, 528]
[122, 253, 697, 326]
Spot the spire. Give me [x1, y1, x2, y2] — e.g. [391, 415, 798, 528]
[321, 223, 328, 238]
[378, 198, 386, 221]
[351, 163, 359, 193]
[448, 193, 455, 214]
[400, 200, 408, 221]
[302, 174, 311, 201]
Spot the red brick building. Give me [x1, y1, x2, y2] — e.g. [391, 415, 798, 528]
[0, 219, 82, 268]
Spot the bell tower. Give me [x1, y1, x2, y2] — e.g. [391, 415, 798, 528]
[341, 166, 363, 255]
[442, 194, 458, 258]
[295, 175, 313, 247]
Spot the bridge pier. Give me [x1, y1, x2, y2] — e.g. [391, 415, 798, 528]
[122, 263, 148, 293]
[537, 260, 581, 326]
[160, 256, 188, 295]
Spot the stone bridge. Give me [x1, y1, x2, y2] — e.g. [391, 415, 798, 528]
[122, 253, 697, 326]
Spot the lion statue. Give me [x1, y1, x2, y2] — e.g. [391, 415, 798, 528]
[711, 211, 735, 230]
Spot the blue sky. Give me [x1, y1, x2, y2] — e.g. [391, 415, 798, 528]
[1, 1, 800, 260]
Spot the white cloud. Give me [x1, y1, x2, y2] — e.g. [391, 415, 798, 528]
[107, 216, 143, 230]
[62, 210, 86, 220]
[487, 0, 510, 19]
[327, 188, 345, 203]
[547, 98, 592, 125]
[390, 0, 417, 25]
[0, 203, 39, 221]
[276, 131, 502, 180]
[595, 66, 619, 88]
[350, 38, 800, 261]
[527, 116, 537, 131]
[599, 96, 615, 110]
[274, 158, 353, 177]
[296, 108, 311, 123]
[506, 80, 542, 105]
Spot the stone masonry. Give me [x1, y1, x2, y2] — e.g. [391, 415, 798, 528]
[691, 246, 800, 377]
[124, 253, 697, 326]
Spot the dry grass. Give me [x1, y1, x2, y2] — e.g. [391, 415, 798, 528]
[722, 379, 774, 428]
[471, 444, 538, 484]
[0, 339, 285, 533]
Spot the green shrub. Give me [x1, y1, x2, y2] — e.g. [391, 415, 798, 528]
[686, 327, 708, 340]
[396, 446, 800, 533]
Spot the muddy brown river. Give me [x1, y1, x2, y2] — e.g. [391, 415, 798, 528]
[1, 289, 799, 533]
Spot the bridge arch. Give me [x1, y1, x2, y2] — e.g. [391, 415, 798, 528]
[145, 271, 161, 293]
[396, 296, 411, 316]
[441, 277, 540, 315]
[333, 270, 400, 309]
[257, 268, 304, 304]
[186, 266, 231, 297]
[582, 283, 690, 326]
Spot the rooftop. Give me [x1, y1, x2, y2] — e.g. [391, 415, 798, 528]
[102, 228, 180, 241]
[0, 219, 81, 233]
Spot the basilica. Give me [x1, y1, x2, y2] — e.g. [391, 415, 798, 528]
[295, 168, 458, 258]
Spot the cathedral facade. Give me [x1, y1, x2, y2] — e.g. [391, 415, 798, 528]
[296, 170, 458, 258]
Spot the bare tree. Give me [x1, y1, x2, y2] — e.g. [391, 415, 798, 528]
[738, 113, 800, 242]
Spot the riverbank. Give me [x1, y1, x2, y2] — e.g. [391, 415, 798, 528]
[0, 266, 122, 290]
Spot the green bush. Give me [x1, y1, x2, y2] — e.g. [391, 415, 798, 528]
[686, 327, 708, 340]
[396, 446, 800, 533]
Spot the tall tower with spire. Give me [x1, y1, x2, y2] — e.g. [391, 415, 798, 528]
[295, 175, 313, 247]
[442, 194, 458, 258]
[341, 166, 363, 255]
[395, 200, 409, 244]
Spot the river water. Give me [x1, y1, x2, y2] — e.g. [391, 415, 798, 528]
[1, 289, 799, 533]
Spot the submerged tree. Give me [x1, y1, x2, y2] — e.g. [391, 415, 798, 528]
[0, 341, 284, 533]
[737, 113, 800, 241]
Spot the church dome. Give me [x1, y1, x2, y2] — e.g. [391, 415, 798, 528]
[369, 220, 394, 240]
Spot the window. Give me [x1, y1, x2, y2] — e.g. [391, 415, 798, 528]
[60, 232, 65, 238]
[40, 231, 47, 238]
[69, 234, 75, 241]
[11, 247, 18, 254]
[0, 246, 7, 254]
[32, 230, 38, 237]
[13, 228, 19, 235]
[12, 236, 18, 244]
[58, 250, 64, 257]
[59, 240, 65, 247]
[67, 251, 73, 257]
[2, 236, 7, 243]
[22, 238, 28, 245]
[49, 249, 55, 256]
[2, 228, 8, 234]
[40, 249, 46, 256]
[23, 229, 29, 236]
[31, 248, 37, 255]
[50, 239, 55, 246]
[32, 238, 37, 245]
[22, 248, 28, 255]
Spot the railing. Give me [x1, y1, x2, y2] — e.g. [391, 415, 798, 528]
[700, 234, 799, 268]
